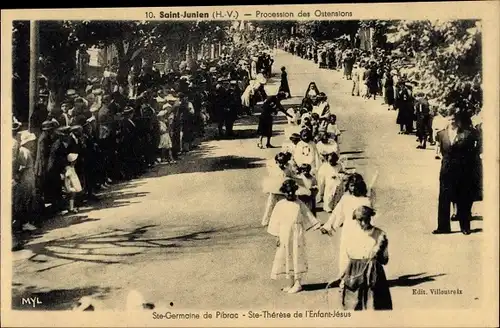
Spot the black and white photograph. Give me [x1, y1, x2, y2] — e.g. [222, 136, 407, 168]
[1, 3, 499, 327]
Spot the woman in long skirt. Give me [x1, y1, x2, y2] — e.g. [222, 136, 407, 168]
[383, 70, 395, 110]
[267, 179, 321, 294]
[278, 66, 291, 98]
[257, 92, 290, 149]
[14, 131, 38, 231]
[341, 206, 392, 310]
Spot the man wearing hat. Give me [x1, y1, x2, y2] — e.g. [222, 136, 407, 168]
[434, 111, 479, 235]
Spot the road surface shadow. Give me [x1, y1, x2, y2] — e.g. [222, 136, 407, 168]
[388, 272, 446, 287]
[78, 191, 147, 215]
[17, 224, 265, 273]
[302, 273, 446, 292]
[340, 150, 364, 155]
[143, 152, 266, 178]
[302, 280, 340, 291]
[11, 285, 111, 310]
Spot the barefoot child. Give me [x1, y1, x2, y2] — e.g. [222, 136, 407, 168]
[64, 153, 83, 214]
[267, 179, 321, 293]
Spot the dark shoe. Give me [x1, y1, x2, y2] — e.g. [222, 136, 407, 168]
[435, 156, 441, 160]
[462, 230, 471, 235]
[265, 144, 276, 149]
[416, 145, 424, 149]
[430, 141, 436, 146]
[432, 229, 451, 235]
[451, 215, 459, 221]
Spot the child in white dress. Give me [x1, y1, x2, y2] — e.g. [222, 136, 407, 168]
[157, 110, 175, 164]
[293, 129, 322, 177]
[261, 152, 298, 226]
[320, 173, 372, 281]
[64, 153, 83, 214]
[267, 179, 320, 293]
[316, 152, 346, 213]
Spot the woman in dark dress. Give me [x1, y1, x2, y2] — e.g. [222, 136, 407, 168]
[395, 81, 414, 134]
[257, 92, 291, 149]
[278, 66, 291, 98]
[341, 206, 393, 311]
[383, 69, 395, 110]
[365, 63, 379, 100]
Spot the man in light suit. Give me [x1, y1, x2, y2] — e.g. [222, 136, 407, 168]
[434, 111, 478, 235]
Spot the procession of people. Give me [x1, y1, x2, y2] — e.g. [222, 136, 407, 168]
[257, 76, 392, 310]
[10, 26, 484, 313]
[257, 36, 483, 309]
[280, 37, 483, 236]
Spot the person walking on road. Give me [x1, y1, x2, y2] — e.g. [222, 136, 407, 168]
[320, 173, 372, 283]
[278, 66, 291, 98]
[340, 206, 393, 311]
[257, 92, 291, 149]
[267, 179, 321, 294]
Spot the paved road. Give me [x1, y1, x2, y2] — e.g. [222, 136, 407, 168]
[12, 50, 483, 311]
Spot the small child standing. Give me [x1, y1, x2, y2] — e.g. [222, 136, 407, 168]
[267, 179, 320, 294]
[157, 110, 176, 164]
[64, 153, 83, 214]
[296, 164, 318, 216]
[328, 114, 341, 143]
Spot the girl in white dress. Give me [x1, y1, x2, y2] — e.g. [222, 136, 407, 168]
[267, 179, 321, 293]
[320, 173, 372, 281]
[64, 153, 83, 214]
[316, 152, 347, 213]
[293, 129, 322, 177]
[157, 110, 175, 164]
[261, 152, 298, 226]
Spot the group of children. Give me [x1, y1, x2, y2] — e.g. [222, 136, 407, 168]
[259, 83, 393, 310]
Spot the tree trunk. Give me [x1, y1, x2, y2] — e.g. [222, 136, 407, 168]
[114, 41, 134, 86]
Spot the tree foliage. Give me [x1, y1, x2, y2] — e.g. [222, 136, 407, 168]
[389, 20, 482, 114]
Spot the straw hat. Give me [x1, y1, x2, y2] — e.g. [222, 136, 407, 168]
[67, 153, 79, 163]
[19, 131, 36, 146]
[66, 89, 78, 98]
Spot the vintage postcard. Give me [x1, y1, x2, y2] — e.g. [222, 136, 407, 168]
[1, 2, 499, 327]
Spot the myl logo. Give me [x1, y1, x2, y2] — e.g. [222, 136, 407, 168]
[21, 297, 42, 308]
